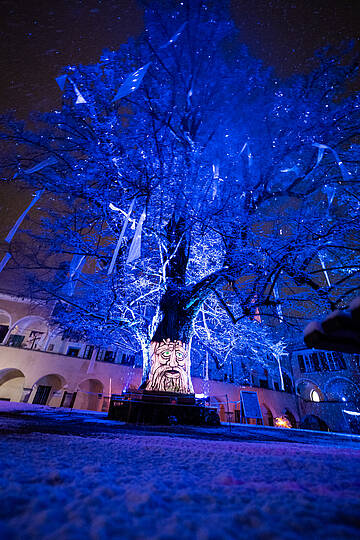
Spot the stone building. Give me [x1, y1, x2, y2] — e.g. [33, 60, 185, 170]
[0, 290, 359, 433]
[290, 347, 360, 433]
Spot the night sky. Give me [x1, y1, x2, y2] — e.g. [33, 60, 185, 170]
[0, 0, 359, 116]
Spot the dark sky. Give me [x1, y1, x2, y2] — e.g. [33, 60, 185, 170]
[0, 0, 359, 116]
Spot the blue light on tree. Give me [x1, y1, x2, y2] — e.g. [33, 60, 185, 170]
[1, 0, 359, 390]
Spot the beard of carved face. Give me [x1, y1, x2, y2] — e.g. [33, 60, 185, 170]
[147, 363, 189, 393]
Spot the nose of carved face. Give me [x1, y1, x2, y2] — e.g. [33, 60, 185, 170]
[169, 354, 178, 367]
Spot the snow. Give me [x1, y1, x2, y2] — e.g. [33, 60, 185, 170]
[1, 403, 360, 539]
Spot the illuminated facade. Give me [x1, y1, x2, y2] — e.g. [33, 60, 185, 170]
[1, 291, 359, 433]
[290, 347, 360, 432]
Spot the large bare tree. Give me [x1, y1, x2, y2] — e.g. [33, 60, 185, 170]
[1, 0, 359, 391]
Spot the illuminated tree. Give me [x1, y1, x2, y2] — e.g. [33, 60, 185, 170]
[1, 0, 359, 391]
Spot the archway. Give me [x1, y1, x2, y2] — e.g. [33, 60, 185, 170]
[219, 403, 226, 422]
[284, 408, 297, 428]
[261, 403, 274, 426]
[300, 414, 329, 432]
[325, 377, 360, 406]
[7, 316, 49, 350]
[296, 379, 325, 402]
[76, 378, 104, 411]
[31, 374, 66, 406]
[0, 368, 25, 402]
[210, 397, 225, 422]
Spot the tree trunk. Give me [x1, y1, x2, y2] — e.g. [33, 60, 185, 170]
[142, 289, 195, 394]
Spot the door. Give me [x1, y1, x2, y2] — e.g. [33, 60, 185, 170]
[33, 385, 51, 405]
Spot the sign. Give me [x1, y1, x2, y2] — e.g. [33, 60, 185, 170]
[240, 391, 263, 420]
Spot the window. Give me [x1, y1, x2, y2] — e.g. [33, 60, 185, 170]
[298, 355, 305, 372]
[96, 349, 105, 361]
[326, 352, 346, 371]
[298, 351, 346, 373]
[27, 330, 44, 350]
[333, 352, 346, 370]
[304, 355, 313, 372]
[7, 334, 25, 348]
[327, 352, 336, 371]
[310, 389, 321, 402]
[310, 352, 321, 371]
[120, 353, 136, 366]
[67, 347, 80, 357]
[318, 352, 329, 371]
[96, 349, 115, 362]
[0, 324, 9, 342]
[83, 345, 94, 360]
[33, 385, 51, 405]
[103, 350, 114, 362]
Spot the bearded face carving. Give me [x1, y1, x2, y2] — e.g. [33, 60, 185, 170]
[145, 339, 193, 394]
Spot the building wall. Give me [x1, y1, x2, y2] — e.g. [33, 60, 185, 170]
[1, 293, 358, 433]
[0, 343, 300, 428]
[0, 345, 141, 411]
[291, 348, 360, 404]
[290, 347, 360, 432]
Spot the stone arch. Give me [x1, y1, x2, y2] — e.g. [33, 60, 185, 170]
[210, 396, 223, 405]
[261, 402, 274, 426]
[218, 403, 226, 422]
[325, 377, 360, 404]
[296, 378, 325, 401]
[210, 397, 226, 421]
[283, 408, 297, 428]
[300, 414, 329, 432]
[0, 309, 12, 343]
[31, 373, 66, 406]
[76, 378, 104, 411]
[7, 315, 50, 350]
[0, 368, 25, 402]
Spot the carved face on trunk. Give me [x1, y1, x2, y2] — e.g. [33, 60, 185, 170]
[145, 339, 192, 393]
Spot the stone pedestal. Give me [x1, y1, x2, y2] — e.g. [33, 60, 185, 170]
[108, 389, 220, 426]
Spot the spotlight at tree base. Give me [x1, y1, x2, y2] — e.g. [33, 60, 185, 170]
[107, 339, 217, 427]
[274, 416, 292, 429]
[108, 389, 220, 426]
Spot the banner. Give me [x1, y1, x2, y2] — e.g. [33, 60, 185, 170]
[5, 189, 43, 243]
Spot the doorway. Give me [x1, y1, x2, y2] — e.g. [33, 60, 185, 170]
[33, 385, 51, 405]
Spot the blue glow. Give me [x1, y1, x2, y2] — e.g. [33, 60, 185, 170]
[2, 0, 359, 386]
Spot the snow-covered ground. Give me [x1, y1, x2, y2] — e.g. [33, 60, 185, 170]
[1, 403, 360, 539]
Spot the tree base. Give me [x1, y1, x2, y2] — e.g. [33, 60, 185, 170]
[108, 390, 220, 427]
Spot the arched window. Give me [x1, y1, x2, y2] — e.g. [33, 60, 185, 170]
[310, 389, 321, 402]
